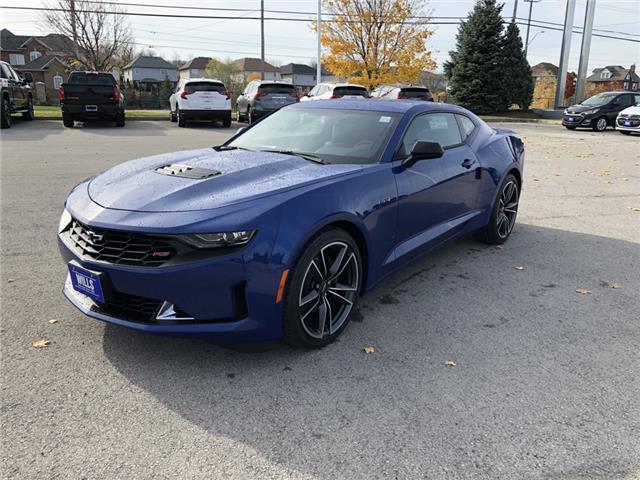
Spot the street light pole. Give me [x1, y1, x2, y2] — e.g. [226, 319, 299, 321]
[317, 0, 322, 85]
[575, 0, 596, 103]
[555, 0, 576, 108]
[524, 0, 539, 57]
[260, 0, 265, 80]
[512, 0, 518, 22]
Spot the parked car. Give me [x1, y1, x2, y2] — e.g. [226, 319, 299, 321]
[615, 100, 640, 135]
[0, 60, 34, 129]
[58, 100, 524, 348]
[371, 84, 434, 101]
[170, 78, 231, 128]
[562, 91, 638, 132]
[301, 83, 369, 101]
[59, 71, 125, 128]
[236, 80, 299, 124]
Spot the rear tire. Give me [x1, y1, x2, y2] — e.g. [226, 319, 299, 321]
[564, 126, 576, 130]
[222, 113, 231, 128]
[592, 116, 608, 132]
[620, 131, 631, 135]
[177, 107, 186, 127]
[62, 113, 74, 128]
[115, 112, 125, 127]
[1, 97, 10, 129]
[474, 173, 520, 245]
[22, 97, 34, 120]
[283, 228, 362, 349]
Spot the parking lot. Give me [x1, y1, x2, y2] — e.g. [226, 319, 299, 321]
[1, 119, 639, 479]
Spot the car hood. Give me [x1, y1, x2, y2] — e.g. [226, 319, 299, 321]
[565, 104, 600, 114]
[88, 148, 361, 212]
[619, 105, 640, 115]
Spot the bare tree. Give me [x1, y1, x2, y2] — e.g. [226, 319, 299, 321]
[44, 0, 133, 71]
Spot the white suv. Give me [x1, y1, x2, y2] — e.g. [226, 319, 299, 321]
[301, 83, 369, 101]
[170, 78, 232, 127]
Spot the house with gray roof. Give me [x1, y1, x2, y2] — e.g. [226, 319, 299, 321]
[122, 55, 178, 89]
[1, 28, 74, 67]
[586, 65, 639, 92]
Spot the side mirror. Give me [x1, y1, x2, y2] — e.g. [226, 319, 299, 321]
[23, 72, 33, 83]
[402, 141, 444, 167]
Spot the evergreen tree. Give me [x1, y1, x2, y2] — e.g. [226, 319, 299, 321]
[444, 0, 509, 113]
[159, 75, 173, 100]
[502, 22, 533, 109]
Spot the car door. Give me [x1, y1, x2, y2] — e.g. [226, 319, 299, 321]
[6, 64, 25, 109]
[393, 112, 482, 258]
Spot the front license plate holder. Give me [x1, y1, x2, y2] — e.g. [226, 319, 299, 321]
[68, 262, 107, 304]
[624, 120, 632, 126]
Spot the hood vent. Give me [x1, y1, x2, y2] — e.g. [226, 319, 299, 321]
[155, 164, 221, 179]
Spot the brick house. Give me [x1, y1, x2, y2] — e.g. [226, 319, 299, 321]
[585, 65, 639, 96]
[15, 56, 69, 103]
[178, 57, 212, 80]
[0, 28, 74, 67]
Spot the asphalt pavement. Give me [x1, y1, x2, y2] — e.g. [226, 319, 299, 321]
[1, 118, 639, 479]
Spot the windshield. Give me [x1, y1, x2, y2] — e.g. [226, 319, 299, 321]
[582, 93, 617, 107]
[259, 84, 295, 94]
[228, 108, 401, 164]
[333, 86, 369, 97]
[400, 88, 431, 100]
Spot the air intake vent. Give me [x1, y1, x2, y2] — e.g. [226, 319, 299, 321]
[155, 164, 220, 179]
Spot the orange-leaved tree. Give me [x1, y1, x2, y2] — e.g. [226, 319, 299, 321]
[319, 0, 436, 90]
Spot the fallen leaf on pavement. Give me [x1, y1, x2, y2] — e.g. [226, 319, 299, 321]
[514, 266, 525, 271]
[48, 319, 58, 324]
[611, 282, 622, 289]
[628, 207, 640, 212]
[576, 288, 591, 295]
[7, 278, 15, 283]
[494, 245, 504, 251]
[362, 345, 375, 354]
[32, 340, 50, 348]
[444, 360, 457, 368]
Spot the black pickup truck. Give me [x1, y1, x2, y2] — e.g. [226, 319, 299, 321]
[59, 71, 125, 127]
[1, 60, 34, 129]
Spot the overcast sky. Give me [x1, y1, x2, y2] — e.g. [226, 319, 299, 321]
[1, 0, 638, 73]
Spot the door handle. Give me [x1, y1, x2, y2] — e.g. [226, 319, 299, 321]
[461, 158, 476, 169]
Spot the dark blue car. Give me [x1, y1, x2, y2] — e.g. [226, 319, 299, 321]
[58, 100, 524, 348]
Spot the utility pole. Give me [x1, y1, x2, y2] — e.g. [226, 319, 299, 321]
[316, 0, 322, 85]
[512, 0, 518, 22]
[70, 0, 81, 62]
[575, 0, 596, 103]
[260, 0, 265, 80]
[524, 0, 541, 57]
[555, 0, 576, 108]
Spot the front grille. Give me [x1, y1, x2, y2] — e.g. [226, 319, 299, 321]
[66, 219, 176, 267]
[617, 117, 640, 127]
[93, 291, 163, 322]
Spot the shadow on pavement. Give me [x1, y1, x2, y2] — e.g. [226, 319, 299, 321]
[101, 223, 639, 478]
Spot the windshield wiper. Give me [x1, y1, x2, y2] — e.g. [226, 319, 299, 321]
[213, 145, 252, 152]
[261, 149, 326, 164]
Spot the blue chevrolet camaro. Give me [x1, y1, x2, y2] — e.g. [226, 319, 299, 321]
[58, 100, 524, 348]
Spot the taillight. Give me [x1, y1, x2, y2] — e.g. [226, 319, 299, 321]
[180, 91, 191, 100]
[289, 91, 300, 102]
[398, 95, 408, 99]
[254, 92, 266, 101]
[221, 90, 231, 100]
[113, 86, 121, 102]
[58, 85, 64, 102]
[330, 94, 342, 99]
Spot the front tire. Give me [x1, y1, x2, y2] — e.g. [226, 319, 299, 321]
[593, 116, 608, 132]
[620, 130, 631, 135]
[1, 97, 10, 129]
[235, 107, 243, 122]
[170, 109, 177, 122]
[564, 125, 576, 130]
[283, 229, 362, 349]
[474, 174, 520, 245]
[22, 97, 34, 120]
[115, 111, 125, 127]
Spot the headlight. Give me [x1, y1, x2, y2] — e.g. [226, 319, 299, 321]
[582, 109, 597, 116]
[58, 208, 72, 233]
[176, 231, 256, 249]
[563, 109, 569, 115]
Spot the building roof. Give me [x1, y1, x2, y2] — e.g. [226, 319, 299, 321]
[233, 57, 279, 73]
[179, 56, 212, 71]
[280, 63, 316, 75]
[14, 54, 68, 71]
[123, 55, 177, 70]
[586, 65, 638, 82]
[0, 29, 74, 53]
[531, 62, 559, 77]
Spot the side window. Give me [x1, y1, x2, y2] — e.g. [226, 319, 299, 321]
[8, 65, 21, 82]
[456, 115, 476, 140]
[400, 113, 463, 156]
[622, 94, 634, 107]
[634, 94, 640, 105]
[0, 64, 8, 79]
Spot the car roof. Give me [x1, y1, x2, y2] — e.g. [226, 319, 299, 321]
[289, 99, 468, 114]
[184, 78, 224, 83]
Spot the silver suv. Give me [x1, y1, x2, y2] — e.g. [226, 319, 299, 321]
[236, 80, 299, 124]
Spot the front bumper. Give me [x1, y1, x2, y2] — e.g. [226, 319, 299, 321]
[58, 233, 285, 341]
[616, 116, 640, 132]
[562, 114, 593, 127]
